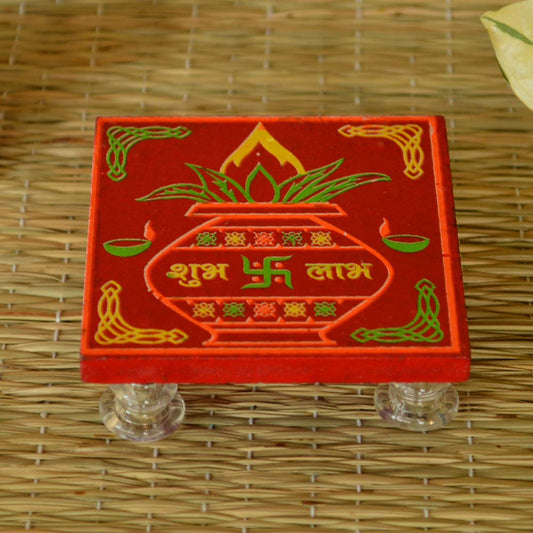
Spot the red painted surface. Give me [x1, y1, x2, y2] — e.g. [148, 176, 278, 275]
[81, 116, 470, 384]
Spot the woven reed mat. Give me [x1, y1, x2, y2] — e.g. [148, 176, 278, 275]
[1, 0, 533, 531]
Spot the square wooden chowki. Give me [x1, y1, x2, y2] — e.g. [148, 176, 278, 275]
[81, 116, 470, 441]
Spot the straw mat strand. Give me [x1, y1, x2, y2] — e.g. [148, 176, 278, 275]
[1, 0, 533, 531]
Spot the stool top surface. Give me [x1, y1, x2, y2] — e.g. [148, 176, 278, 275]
[81, 116, 470, 384]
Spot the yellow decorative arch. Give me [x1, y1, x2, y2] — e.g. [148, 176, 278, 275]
[220, 123, 305, 175]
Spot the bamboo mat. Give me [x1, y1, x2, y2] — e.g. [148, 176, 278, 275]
[1, 0, 533, 531]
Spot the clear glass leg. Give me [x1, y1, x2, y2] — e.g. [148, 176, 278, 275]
[374, 382, 458, 431]
[100, 383, 185, 442]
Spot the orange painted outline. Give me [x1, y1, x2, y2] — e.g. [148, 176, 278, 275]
[428, 115, 464, 354]
[81, 117, 107, 358]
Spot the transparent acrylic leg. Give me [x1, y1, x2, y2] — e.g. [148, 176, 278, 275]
[374, 382, 458, 431]
[100, 383, 185, 442]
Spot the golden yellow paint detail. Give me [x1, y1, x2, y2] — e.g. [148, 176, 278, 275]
[95, 280, 188, 345]
[338, 124, 425, 179]
[219, 123, 306, 175]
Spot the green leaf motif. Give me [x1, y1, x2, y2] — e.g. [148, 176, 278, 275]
[137, 182, 212, 203]
[245, 164, 280, 203]
[137, 159, 391, 204]
[279, 160, 343, 203]
[279, 159, 391, 203]
[186, 164, 249, 203]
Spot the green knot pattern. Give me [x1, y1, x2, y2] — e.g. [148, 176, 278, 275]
[282, 231, 304, 246]
[351, 279, 444, 344]
[314, 302, 337, 317]
[223, 302, 246, 318]
[196, 232, 218, 247]
[106, 125, 192, 181]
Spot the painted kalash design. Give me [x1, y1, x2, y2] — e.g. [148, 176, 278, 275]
[81, 117, 470, 384]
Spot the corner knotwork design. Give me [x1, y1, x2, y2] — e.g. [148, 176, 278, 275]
[338, 124, 425, 179]
[95, 280, 188, 345]
[351, 279, 444, 344]
[106, 125, 192, 181]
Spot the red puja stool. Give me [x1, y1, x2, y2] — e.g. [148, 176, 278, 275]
[81, 116, 470, 440]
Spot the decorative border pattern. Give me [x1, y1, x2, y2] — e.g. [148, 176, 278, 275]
[338, 124, 425, 179]
[188, 299, 339, 321]
[351, 279, 443, 343]
[106, 125, 192, 181]
[95, 281, 188, 345]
